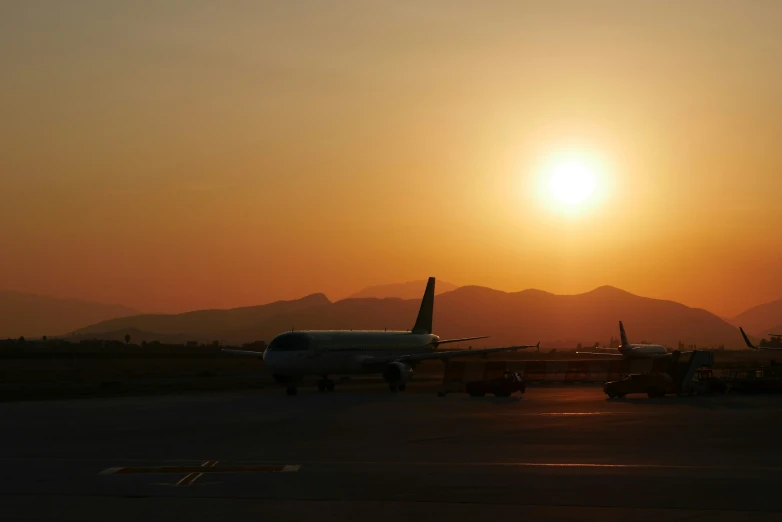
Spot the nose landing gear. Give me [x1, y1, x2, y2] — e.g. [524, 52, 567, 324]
[388, 382, 407, 392]
[274, 375, 300, 397]
[318, 378, 335, 392]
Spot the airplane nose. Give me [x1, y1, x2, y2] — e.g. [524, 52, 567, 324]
[263, 350, 280, 372]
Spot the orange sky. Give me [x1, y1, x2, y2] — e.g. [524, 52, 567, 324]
[1, 1, 781, 317]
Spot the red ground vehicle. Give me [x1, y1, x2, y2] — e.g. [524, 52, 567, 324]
[465, 370, 526, 397]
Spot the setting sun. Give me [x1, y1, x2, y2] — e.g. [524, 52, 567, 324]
[547, 161, 597, 205]
[535, 150, 609, 214]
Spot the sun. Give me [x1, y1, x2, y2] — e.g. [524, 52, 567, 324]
[547, 161, 597, 205]
[535, 150, 608, 213]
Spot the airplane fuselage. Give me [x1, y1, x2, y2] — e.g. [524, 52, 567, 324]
[263, 330, 439, 376]
[619, 344, 668, 358]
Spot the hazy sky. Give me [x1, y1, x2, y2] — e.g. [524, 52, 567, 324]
[2, 0, 781, 316]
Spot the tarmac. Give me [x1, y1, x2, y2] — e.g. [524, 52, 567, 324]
[3, 382, 782, 521]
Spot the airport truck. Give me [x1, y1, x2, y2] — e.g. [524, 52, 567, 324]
[464, 370, 526, 397]
[438, 361, 526, 397]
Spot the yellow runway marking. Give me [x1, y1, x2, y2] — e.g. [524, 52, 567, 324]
[175, 460, 216, 486]
[175, 472, 201, 486]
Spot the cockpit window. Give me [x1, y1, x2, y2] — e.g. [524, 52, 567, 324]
[268, 333, 311, 351]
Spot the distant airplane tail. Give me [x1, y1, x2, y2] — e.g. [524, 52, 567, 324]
[739, 327, 757, 349]
[412, 277, 435, 334]
[619, 321, 629, 348]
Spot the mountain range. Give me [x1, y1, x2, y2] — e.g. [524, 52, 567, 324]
[729, 299, 782, 338]
[72, 285, 751, 349]
[0, 291, 138, 339]
[348, 280, 459, 299]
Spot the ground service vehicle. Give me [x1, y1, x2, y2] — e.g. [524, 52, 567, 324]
[603, 372, 675, 398]
[465, 370, 526, 397]
[439, 361, 525, 397]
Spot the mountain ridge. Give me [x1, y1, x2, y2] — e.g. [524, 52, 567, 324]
[0, 291, 139, 339]
[73, 285, 745, 348]
[348, 279, 458, 299]
[730, 298, 782, 336]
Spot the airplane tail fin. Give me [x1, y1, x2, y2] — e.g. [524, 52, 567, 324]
[412, 277, 435, 334]
[619, 321, 629, 347]
[739, 327, 757, 349]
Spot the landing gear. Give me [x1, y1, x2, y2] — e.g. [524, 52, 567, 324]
[318, 378, 335, 393]
[383, 363, 412, 394]
[388, 382, 406, 392]
[274, 375, 300, 397]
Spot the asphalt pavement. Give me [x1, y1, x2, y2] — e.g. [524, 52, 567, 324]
[3, 383, 782, 521]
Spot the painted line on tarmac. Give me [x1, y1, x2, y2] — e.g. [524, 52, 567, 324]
[535, 412, 627, 416]
[472, 411, 632, 417]
[99, 463, 301, 476]
[309, 460, 782, 472]
[175, 460, 217, 486]
[405, 436, 460, 443]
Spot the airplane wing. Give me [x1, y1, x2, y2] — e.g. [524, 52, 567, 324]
[363, 343, 539, 368]
[576, 351, 681, 358]
[399, 343, 538, 363]
[222, 348, 265, 358]
[435, 336, 490, 345]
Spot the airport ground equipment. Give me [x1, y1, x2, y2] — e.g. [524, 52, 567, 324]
[603, 350, 716, 398]
[438, 361, 526, 397]
[463, 371, 526, 397]
[692, 368, 728, 394]
[668, 350, 715, 395]
[603, 372, 675, 398]
[728, 365, 782, 393]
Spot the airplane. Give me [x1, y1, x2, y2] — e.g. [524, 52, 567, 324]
[739, 327, 782, 351]
[223, 277, 538, 395]
[576, 321, 670, 359]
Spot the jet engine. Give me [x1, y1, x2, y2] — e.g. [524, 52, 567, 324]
[382, 362, 413, 390]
